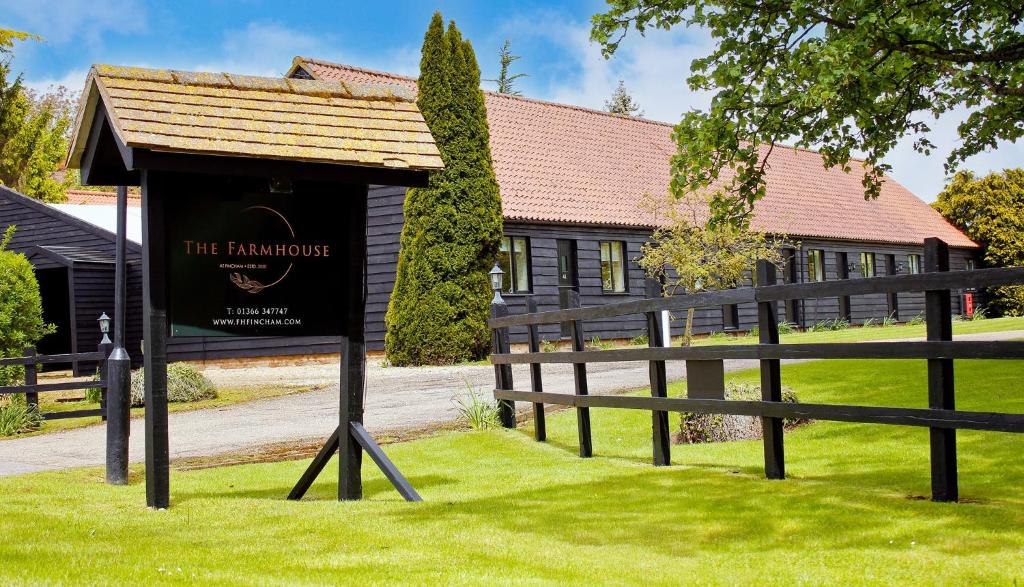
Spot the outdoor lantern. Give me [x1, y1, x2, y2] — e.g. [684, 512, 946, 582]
[98, 312, 112, 344]
[489, 263, 505, 304]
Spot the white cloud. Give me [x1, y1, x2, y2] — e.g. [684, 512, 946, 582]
[880, 108, 1022, 201]
[23, 68, 90, 95]
[192, 21, 418, 78]
[0, 0, 146, 47]
[23, 20, 420, 99]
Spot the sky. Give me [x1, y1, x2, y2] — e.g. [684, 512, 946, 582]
[2, 0, 1019, 201]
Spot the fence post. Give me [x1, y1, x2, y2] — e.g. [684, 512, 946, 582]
[756, 260, 785, 479]
[23, 347, 37, 411]
[105, 345, 131, 485]
[491, 301, 516, 428]
[647, 280, 671, 465]
[568, 290, 593, 458]
[525, 296, 546, 441]
[924, 237, 957, 502]
[97, 341, 112, 421]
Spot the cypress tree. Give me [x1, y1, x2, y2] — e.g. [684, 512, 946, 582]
[384, 13, 503, 366]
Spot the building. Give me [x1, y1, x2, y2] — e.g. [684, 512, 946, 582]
[0, 59, 978, 364]
[289, 57, 978, 346]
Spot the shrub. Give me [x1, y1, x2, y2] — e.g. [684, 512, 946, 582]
[0, 396, 41, 436]
[587, 336, 613, 350]
[129, 363, 217, 407]
[863, 317, 879, 328]
[451, 380, 500, 430]
[777, 321, 797, 334]
[540, 340, 558, 353]
[707, 330, 728, 340]
[677, 382, 804, 444]
[629, 334, 649, 346]
[970, 306, 988, 321]
[881, 313, 898, 327]
[809, 317, 850, 332]
[908, 313, 925, 326]
[0, 226, 54, 386]
[383, 14, 503, 365]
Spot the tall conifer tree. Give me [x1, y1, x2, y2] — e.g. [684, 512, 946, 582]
[384, 13, 503, 365]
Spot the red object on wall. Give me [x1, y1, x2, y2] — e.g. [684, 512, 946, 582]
[965, 293, 975, 318]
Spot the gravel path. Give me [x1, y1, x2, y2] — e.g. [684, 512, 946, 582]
[2, 330, 1020, 476]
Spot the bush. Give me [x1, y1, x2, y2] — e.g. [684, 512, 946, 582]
[0, 226, 53, 386]
[809, 317, 850, 332]
[587, 336, 613, 350]
[629, 335, 649, 346]
[0, 396, 41, 436]
[908, 313, 925, 326]
[540, 340, 558, 353]
[970, 306, 988, 321]
[777, 321, 797, 334]
[881, 313, 898, 327]
[676, 382, 804, 444]
[383, 14, 503, 365]
[451, 380, 500, 430]
[129, 363, 216, 407]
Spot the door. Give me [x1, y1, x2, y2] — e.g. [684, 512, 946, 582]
[556, 239, 578, 338]
[885, 254, 899, 320]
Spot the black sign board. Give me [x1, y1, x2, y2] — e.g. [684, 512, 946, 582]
[165, 181, 346, 337]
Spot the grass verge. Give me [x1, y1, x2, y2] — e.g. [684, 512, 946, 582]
[5, 383, 316, 437]
[0, 358, 1022, 583]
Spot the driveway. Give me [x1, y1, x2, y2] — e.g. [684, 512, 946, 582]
[1, 330, 1020, 476]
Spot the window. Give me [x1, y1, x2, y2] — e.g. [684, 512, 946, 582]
[907, 254, 921, 274]
[860, 252, 876, 278]
[807, 249, 825, 282]
[600, 241, 628, 292]
[497, 236, 531, 293]
[966, 258, 975, 271]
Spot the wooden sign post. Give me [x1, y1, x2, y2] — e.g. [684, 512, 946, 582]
[67, 64, 442, 508]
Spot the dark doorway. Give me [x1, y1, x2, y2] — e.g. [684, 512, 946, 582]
[885, 254, 899, 320]
[557, 239, 579, 338]
[36, 267, 73, 360]
[836, 252, 851, 321]
[782, 248, 800, 326]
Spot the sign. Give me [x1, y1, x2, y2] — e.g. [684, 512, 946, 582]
[964, 292, 975, 318]
[166, 188, 344, 337]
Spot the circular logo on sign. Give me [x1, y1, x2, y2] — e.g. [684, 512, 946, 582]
[228, 205, 295, 294]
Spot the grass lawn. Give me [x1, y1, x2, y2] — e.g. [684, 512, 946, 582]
[1, 358, 1023, 584]
[8, 383, 316, 437]
[689, 315, 1024, 346]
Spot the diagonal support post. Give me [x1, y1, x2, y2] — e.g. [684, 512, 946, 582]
[287, 424, 420, 502]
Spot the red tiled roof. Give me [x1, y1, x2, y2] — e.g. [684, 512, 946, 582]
[292, 57, 976, 248]
[64, 189, 140, 207]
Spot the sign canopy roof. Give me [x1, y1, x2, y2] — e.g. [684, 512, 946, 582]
[68, 64, 443, 186]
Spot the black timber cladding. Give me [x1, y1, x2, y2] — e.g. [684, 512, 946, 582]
[362, 184, 977, 348]
[1, 183, 980, 360]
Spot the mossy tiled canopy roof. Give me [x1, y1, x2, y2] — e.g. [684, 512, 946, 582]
[68, 64, 443, 172]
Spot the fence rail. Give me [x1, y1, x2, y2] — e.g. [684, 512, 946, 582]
[489, 266, 1024, 329]
[0, 345, 112, 421]
[488, 237, 1023, 502]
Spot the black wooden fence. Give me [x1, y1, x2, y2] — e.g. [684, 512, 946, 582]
[0, 343, 112, 421]
[489, 238, 1024, 502]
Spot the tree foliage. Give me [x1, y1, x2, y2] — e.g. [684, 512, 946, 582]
[933, 169, 1024, 316]
[0, 32, 72, 203]
[605, 79, 643, 116]
[488, 39, 526, 96]
[0, 226, 53, 385]
[385, 13, 504, 365]
[639, 191, 782, 343]
[592, 1, 1024, 227]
